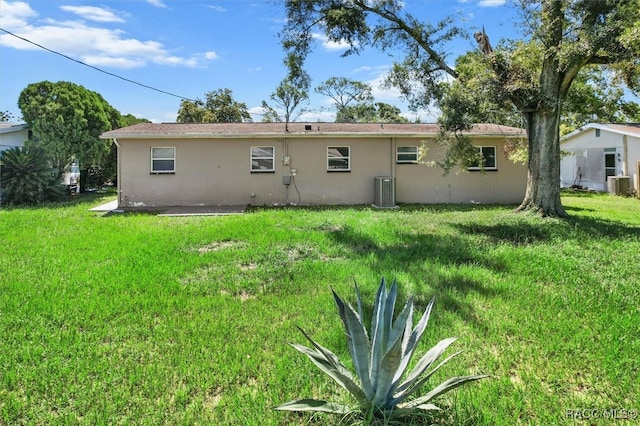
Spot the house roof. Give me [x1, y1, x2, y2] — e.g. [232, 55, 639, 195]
[562, 123, 640, 142]
[0, 123, 28, 134]
[100, 122, 525, 140]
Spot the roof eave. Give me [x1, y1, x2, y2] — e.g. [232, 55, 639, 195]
[100, 131, 525, 140]
[561, 123, 640, 143]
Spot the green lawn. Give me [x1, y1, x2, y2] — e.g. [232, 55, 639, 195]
[1, 192, 638, 425]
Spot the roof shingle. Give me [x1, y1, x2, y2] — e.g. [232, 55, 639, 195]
[101, 122, 525, 139]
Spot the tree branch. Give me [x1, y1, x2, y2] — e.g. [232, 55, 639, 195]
[353, 0, 458, 79]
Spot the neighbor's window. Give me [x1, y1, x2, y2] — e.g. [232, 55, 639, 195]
[151, 147, 175, 173]
[327, 146, 350, 171]
[396, 146, 418, 163]
[468, 146, 497, 170]
[250, 146, 275, 172]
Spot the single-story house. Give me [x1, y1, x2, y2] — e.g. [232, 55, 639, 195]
[100, 122, 528, 208]
[0, 123, 29, 153]
[560, 123, 640, 195]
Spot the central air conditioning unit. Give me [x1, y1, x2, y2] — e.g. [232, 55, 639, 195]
[374, 176, 396, 208]
[607, 176, 630, 195]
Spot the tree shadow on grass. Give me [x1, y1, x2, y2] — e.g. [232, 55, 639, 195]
[453, 214, 639, 246]
[327, 225, 504, 329]
[563, 205, 596, 213]
[453, 222, 553, 247]
[565, 215, 640, 239]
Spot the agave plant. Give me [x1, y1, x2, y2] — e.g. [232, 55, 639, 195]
[276, 278, 488, 420]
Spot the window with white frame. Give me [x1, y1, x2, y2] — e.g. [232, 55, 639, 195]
[327, 146, 350, 171]
[250, 146, 275, 172]
[467, 146, 497, 170]
[396, 146, 418, 163]
[151, 147, 175, 173]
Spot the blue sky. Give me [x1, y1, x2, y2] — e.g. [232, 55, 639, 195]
[1, 0, 521, 123]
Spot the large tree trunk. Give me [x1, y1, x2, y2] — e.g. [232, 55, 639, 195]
[516, 109, 567, 217]
[515, 44, 569, 217]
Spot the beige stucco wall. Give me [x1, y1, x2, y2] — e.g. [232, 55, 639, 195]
[115, 135, 526, 207]
[394, 137, 527, 204]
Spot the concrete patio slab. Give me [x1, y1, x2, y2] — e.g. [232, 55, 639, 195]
[158, 205, 247, 216]
[90, 200, 119, 211]
[90, 200, 246, 216]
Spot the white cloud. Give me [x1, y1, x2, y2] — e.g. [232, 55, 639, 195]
[0, 0, 217, 69]
[366, 73, 402, 102]
[351, 65, 403, 101]
[247, 105, 335, 123]
[348, 64, 445, 122]
[60, 6, 125, 23]
[0, 0, 37, 29]
[312, 32, 352, 51]
[478, 0, 506, 7]
[299, 109, 335, 122]
[403, 108, 440, 123]
[206, 5, 227, 12]
[146, 0, 167, 8]
[81, 55, 144, 68]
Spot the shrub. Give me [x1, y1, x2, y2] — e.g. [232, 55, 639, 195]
[0, 146, 66, 205]
[276, 278, 488, 423]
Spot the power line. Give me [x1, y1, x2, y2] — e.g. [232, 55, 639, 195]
[0, 27, 196, 102]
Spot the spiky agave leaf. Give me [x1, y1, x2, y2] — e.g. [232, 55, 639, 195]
[276, 279, 489, 421]
[391, 403, 442, 418]
[399, 374, 490, 410]
[332, 288, 374, 400]
[369, 278, 387, 392]
[371, 325, 405, 408]
[393, 337, 459, 400]
[391, 297, 435, 387]
[275, 398, 351, 414]
[353, 280, 365, 323]
[291, 327, 369, 406]
[383, 294, 414, 387]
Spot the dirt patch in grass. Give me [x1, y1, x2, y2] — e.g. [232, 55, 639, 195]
[220, 289, 255, 302]
[187, 240, 247, 253]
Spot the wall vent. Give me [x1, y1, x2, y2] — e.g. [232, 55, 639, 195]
[374, 176, 396, 208]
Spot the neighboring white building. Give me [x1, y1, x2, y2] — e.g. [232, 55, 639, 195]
[1, 124, 30, 202]
[560, 123, 640, 195]
[0, 123, 29, 153]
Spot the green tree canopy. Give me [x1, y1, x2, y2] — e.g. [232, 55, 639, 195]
[119, 114, 151, 127]
[560, 66, 640, 135]
[261, 53, 311, 130]
[315, 77, 373, 110]
[18, 81, 118, 180]
[337, 102, 408, 123]
[281, 0, 640, 217]
[177, 89, 251, 123]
